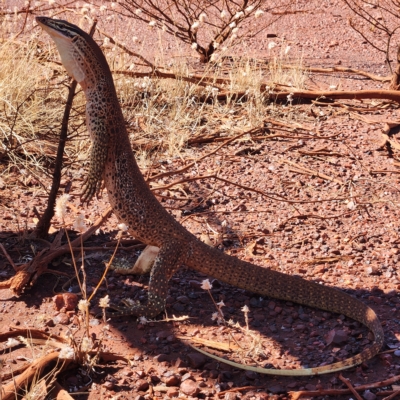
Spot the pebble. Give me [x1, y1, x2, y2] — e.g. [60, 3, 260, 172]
[176, 295, 190, 304]
[268, 385, 285, 394]
[325, 329, 348, 345]
[363, 390, 377, 400]
[153, 354, 169, 362]
[53, 293, 78, 311]
[167, 387, 179, 397]
[245, 370, 258, 380]
[224, 392, 238, 400]
[187, 352, 207, 369]
[53, 313, 69, 325]
[135, 379, 149, 391]
[165, 374, 181, 386]
[103, 381, 114, 390]
[180, 379, 199, 396]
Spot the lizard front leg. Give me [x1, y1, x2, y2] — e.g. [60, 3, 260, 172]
[107, 241, 184, 318]
[81, 116, 109, 203]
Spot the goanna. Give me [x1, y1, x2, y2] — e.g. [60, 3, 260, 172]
[36, 16, 384, 376]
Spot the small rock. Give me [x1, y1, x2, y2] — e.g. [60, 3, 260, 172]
[325, 329, 348, 345]
[294, 324, 306, 331]
[136, 379, 149, 391]
[156, 331, 170, 339]
[176, 295, 190, 304]
[154, 354, 169, 362]
[167, 387, 179, 397]
[53, 313, 69, 325]
[209, 369, 219, 379]
[187, 353, 207, 369]
[45, 319, 55, 327]
[366, 266, 380, 275]
[103, 381, 114, 390]
[122, 368, 133, 377]
[150, 375, 160, 383]
[165, 374, 181, 386]
[245, 370, 258, 380]
[369, 296, 383, 305]
[136, 370, 146, 378]
[224, 392, 238, 400]
[53, 293, 78, 311]
[363, 390, 377, 400]
[394, 350, 400, 357]
[180, 379, 198, 396]
[268, 385, 285, 394]
[181, 372, 193, 381]
[189, 280, 202, 289]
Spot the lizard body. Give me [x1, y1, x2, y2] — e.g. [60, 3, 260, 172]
[37, 16, 384, 375]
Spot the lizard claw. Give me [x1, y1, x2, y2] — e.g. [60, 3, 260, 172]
[80, 176, 102, 204]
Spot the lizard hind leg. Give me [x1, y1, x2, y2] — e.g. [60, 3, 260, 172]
[107, 241, 184, 318]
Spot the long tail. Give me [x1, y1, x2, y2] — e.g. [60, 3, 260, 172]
[187, 239, 384, 375]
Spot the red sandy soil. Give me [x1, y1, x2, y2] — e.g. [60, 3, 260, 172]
[1, 1, 400, 399]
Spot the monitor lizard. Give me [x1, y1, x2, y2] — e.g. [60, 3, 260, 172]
[36, 16, 384, 376]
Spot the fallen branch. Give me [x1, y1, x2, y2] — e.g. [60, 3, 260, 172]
[207, 87, 400, 104]
[281, 159, 344, 185]
[0, 351, 64, 400]
[339, 373, 363, 400]
[282, 64, 391, 83]
[151, 172, 349, 205]
[288, 373, 400, 399]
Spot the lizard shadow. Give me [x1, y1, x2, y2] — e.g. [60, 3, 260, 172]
[0, 229, 396, 395]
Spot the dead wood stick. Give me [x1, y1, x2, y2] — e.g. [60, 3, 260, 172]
[151, 173, 348, 205]
[0, 351, 65, 400]
[0, 243, 18, 271]
[282, 159, 343, 185]
[298, 149, 344, 156]
[312, 100, 383, 112]
[209, 87, 400, 104]
[50, 381, 74, 400]
[149, 127, 262, 181]
[339, 374, 363, 400]
[289, 373, 400, 399]
[371, 169, 400, 174]
[0, 327, 67, 344]
[1, 362, 31, 381]
[281, 64, 391, 82]
[383, 389, 400, 400]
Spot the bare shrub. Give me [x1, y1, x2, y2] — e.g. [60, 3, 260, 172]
[343, 0, 400, 88]
[112, 0, 295, 62]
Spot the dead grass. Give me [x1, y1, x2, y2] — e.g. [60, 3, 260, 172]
[0, 3, 308, 176]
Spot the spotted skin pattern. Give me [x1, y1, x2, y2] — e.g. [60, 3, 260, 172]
[37, 16, 384, 375]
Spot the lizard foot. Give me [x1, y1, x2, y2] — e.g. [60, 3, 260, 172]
[81, 176, 102, 203]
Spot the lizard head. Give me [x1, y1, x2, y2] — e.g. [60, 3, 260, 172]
[36, 16, 89, 83]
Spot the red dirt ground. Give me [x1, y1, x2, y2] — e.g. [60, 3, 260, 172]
[1, 1, 400, 399]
